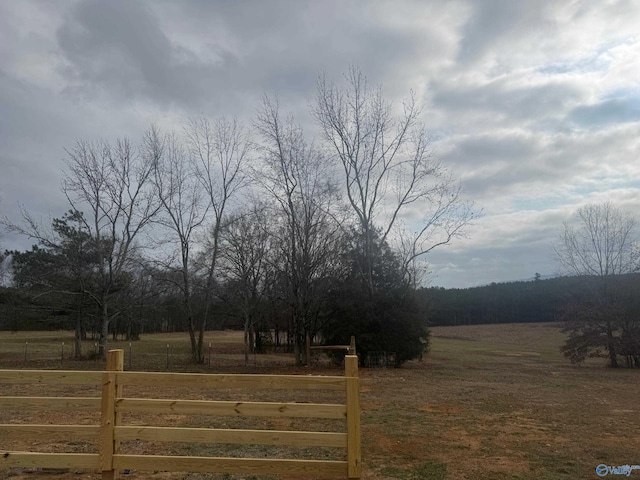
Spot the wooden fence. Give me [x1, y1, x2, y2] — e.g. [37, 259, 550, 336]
[306, 335, 357, 364]
[0, 350, 361, 479]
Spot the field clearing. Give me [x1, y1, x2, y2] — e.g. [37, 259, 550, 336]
[1, 323, 639, 479]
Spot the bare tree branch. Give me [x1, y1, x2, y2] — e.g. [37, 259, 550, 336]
[60, 136, 160, 357]
[186, 116, 252, 363]
[255, 96, 344, 365]
[314, 65, 476, 291]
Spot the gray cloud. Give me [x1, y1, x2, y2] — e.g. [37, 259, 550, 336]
[56, 0, 228, 108]
[569, 97, 640, 127]
[52, 0, 451, 117]
[439, 123, 640, 209]
[456, 0, 556, 66]
[2, 0, 640, 287]
[431, 79, 584, 129]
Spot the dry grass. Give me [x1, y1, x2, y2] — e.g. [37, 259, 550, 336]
[1, 323, 640, 479]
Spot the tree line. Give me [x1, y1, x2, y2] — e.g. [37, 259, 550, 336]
[1, 66, 475, 367]
[423, 276, 568, 326]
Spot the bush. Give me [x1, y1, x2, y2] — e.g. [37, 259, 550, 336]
[323, 285, 428, 366]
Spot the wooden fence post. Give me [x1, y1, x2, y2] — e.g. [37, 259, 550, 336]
[101, 349, 124, 480]
[349, 336, 356, 355]
[345, 355, 361, 479]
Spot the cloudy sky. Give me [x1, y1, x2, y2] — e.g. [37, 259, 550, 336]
[1, 0, 639, 288]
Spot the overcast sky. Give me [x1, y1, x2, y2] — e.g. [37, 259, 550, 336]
[1, 0, 639, 288]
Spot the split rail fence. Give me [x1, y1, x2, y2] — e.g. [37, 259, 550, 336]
[306, 336, 357, 364]
[0, 349, 361, 479]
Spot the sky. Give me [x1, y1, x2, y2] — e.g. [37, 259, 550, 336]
[1, 0, 639, 289]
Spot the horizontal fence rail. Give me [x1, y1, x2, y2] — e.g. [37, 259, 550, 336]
[116, 398, 347, 418]
[116, 371, 348, 389]
[0, 424, 100, 440]
[0, 349, 361, 479]
[2, 452, 101, 470]
[0, 370, 102, 385]
[0, 396, 101, 411]
[115, 426, 348, 447]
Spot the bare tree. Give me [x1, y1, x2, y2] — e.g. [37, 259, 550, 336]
[255, 96, 344, 365]
[556, 202, 638, 277]
[62, 137, 160, 357]
[555, 201, 640, 367]
[187, 116, 251, 363]
[219, 205, 274, 364]
[0, 203, 8, 286]
[147, 127, 210, 363]
[314, 66, 475, 293]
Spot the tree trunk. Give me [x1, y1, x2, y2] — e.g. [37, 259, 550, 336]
[186, 307, 199, 362]
[74, 313, 83, 359]
[197, 322, 205, 364]
[74, 295, 83, 358]
[607, 321, 618, 368]
[365, 226, 375, 297]
[99, 301, 109, 359]
[244, 323, 250, 366]
[188, 317, 198, 363]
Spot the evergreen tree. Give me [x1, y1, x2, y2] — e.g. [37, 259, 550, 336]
[323, 230, 428, 366]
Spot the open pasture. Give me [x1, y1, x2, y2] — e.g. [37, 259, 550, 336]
[1, 323, 639, 479]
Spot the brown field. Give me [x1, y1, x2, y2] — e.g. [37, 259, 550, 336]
[1, 323, 639, 479]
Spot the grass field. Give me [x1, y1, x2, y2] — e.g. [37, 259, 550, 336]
[1, 323, 639, 479]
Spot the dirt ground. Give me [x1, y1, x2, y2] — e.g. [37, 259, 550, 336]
[1, 324, 640, 479]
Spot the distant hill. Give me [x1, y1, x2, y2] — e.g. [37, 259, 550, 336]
[521, 273, 558, 282]
[419, 273, 640, 326]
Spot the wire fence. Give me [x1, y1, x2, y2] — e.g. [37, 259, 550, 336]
[0, 337, 301, 371]
[365, 351, 397, 368]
